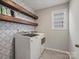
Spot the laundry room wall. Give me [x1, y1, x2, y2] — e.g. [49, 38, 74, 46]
[35, 3, 69, 51]
[0, 1, 35, 59]
[69, 0, 79, 59]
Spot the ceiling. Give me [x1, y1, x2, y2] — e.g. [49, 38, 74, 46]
[23, 0, 69, 11]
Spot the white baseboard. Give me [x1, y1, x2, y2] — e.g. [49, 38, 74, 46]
[44, 47, 72, 59]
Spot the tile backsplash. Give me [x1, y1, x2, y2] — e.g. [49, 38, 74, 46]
[0, 21, 34, 59]
[0, 21, 34, 31]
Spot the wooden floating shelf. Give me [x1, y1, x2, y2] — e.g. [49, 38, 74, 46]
[0, 0, 38, 19]
[0, 14, 38, 26]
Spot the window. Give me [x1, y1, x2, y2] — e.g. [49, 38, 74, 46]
[52, 8, 68, 30]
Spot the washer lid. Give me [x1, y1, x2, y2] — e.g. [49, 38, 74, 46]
[22, 34, 38, 37]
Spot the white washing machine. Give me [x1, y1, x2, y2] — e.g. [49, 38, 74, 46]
[14, 32, 45, 59]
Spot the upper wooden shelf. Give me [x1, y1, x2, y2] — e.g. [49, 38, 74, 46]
[0, 0, 38, 19]
[0, 14, 38, 26]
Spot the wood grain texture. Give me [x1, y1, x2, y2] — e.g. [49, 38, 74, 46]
[0, 14, 38, 26]
[0, 0, 38, 19]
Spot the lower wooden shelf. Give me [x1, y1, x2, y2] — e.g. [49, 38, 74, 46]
[0, 14, 38, 26]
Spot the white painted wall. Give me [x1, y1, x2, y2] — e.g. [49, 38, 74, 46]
[36, 3, 69, 51]
[69, 0, 79, 59]
[12, 0, 35, 13]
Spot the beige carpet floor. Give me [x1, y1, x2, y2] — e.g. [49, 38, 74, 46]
[40, 49, 69, 59]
